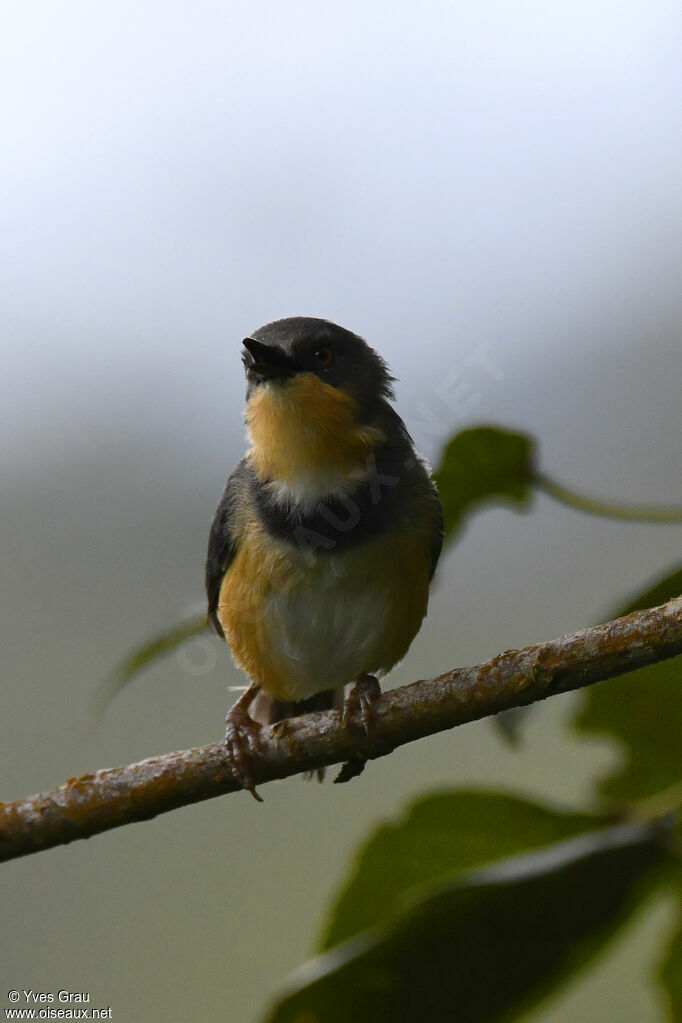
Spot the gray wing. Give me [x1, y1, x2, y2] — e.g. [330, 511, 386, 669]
[205, 461, 247, 638]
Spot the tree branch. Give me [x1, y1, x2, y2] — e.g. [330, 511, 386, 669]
[2, 598, 681, 863]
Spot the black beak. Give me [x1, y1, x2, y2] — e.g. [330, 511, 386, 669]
[242, 337, 298, 381]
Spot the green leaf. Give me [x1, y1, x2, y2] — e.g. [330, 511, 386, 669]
[91, 612, 209, 721]
[264, 819, 666, 1023]
[651, 855, 682, 1023]
[616, 565, 682, 616]
[320, 790, 610, 951]
[574, 564, 682, 802]
[574, 658, 682, 802]
[659, 887, 682, 1022]
[432, 426, 535, 543]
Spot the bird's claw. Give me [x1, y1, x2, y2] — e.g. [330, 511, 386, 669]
[223, 705, 264, 802]
[340, 675, 381, 738]
[335, 675, 381, 784]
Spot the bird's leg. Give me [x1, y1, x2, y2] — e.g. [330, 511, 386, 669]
[341, 674, 381, 736]
[223, 683, 264, 802]
[334, 675, 381, 785]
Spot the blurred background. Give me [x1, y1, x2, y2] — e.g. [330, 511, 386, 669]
[1, 2, 681, 1020]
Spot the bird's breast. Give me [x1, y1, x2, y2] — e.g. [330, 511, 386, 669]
[217, 519, 432, 702]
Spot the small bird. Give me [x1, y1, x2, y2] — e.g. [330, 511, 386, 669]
[206, 317, 443, 797]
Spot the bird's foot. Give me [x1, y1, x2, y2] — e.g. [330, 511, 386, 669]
[341, 674, 381, 737]
[223, 702, 264, 802]
[334, 675, 381, 785]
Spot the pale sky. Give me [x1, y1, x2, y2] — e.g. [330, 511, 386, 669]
[2, 0, 681, 476]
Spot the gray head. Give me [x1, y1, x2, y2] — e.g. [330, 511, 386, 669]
[242, 317, 395, 418]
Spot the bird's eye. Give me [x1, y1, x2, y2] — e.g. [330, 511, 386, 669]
[314, 345, 335, 367]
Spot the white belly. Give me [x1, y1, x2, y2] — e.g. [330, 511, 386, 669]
[262, 553, 395, 701]
[219, 514, 432, 703]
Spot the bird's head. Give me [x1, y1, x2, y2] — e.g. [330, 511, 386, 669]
[241, 317, 396, 492]
[242, 316, 394, 412]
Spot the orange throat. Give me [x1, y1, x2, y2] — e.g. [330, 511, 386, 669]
[245, 373, 384, 491]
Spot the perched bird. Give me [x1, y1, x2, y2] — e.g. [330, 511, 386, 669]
[206, 317, 443, 797]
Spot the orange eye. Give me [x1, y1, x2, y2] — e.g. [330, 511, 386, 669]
[314, 345, 334, 367]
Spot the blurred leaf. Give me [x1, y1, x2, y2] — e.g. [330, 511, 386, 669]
[92, 612, 209, 721]
[433, 426, 535, 543]
[616, 564, 682, 616]
[659, 888, 682, 1022]
[320, 790, 610, 951]
[265, 819, 666, 1023]
[574, 658, 682, 802]
[574, 564, 682, 802]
